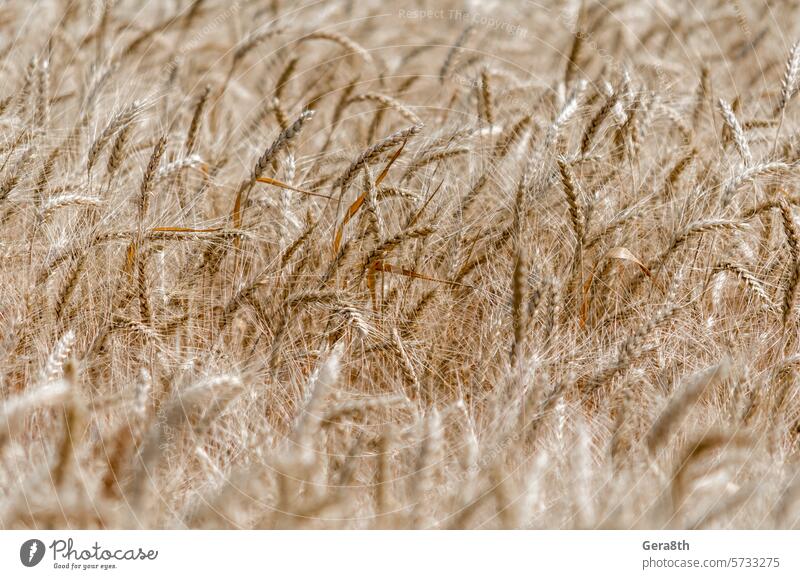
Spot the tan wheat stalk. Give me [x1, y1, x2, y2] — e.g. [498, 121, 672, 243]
[780, 199, 800, 331]
[774, 40, 800, 152]
[86, 101, 143, 175]
[646, 359, 731, 454]
[439, 25, 475, 81]
[185, 85, 210, 154]
[347, 92, 420, 125]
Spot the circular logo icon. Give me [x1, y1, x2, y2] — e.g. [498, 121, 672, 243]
[20, 539, 45, 567]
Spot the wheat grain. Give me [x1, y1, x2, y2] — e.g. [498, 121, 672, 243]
[2, 0, 800, 531]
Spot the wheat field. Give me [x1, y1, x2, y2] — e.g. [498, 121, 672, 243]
[3, 0, 800, 529]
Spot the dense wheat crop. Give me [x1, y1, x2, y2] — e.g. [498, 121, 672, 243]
[4, 0, 800, 529]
